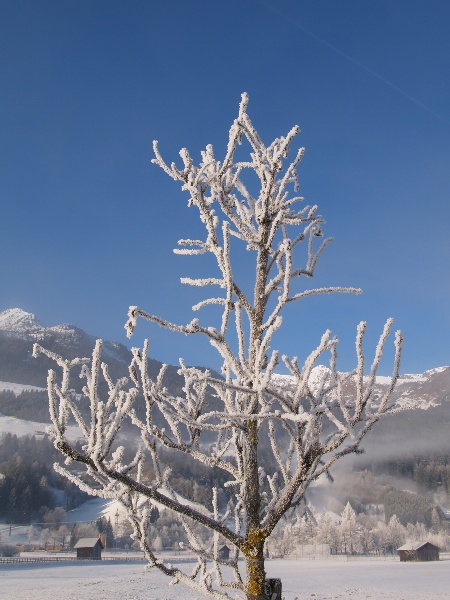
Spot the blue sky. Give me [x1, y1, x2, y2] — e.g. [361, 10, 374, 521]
[1, 0, 450, 375]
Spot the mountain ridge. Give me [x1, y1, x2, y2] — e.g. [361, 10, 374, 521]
[0, 307, 163, 391]
[1, 308, 449, 409]
[0, 308, 449, 460]
[0, 307, 129, 363]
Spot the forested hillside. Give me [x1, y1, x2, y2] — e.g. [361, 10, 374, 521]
[0, 390, 50, 422]
[0, 434, 89, 522]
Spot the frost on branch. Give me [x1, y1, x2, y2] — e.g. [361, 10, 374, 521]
[34, 94, 404, 600]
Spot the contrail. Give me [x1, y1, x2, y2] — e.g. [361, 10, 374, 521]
[259, 0, 450, 126]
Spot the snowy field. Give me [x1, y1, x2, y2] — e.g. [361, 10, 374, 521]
[0, 380, 46, 395]
[0, 414, 80, 440]
[1, 558, 449, 600]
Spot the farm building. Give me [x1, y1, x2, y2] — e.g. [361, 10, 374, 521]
[397, 541, 439, 562]
[218, 545, 230, 560]
[74, 537, 104, 560]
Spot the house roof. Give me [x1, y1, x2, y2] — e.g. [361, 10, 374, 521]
[398, 541, 437, 551]
[74, 537, 104, 549]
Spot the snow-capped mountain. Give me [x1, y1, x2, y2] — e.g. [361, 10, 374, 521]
[0, 307, 126, 359]
[0, 307, 188, 402]
[0, 308, 136, 390]
[0, 307, 43, 336]
[0, 307, 95, 344]
[271, 364, 450, 412]
[2, 308, 450, 411]
[0, 308, 449, 453]
[270, 365, 450, 455]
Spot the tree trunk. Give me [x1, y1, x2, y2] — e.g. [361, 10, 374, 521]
[245, 550, 266, 600]
[244, 241, 272, 600]
[243, 418, 266, 600]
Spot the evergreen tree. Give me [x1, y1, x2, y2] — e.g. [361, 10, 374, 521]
[96, 516, 115, 548]
[340, 502, 359, 554]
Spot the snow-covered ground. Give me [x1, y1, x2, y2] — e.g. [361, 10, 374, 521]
[0, 380, 46, 394]
[0, 380, 82, 438]
[0, 413, 80, 439]
[65, 493, 211, 526]
[0, 558, 449, 599]
[0, 414, 49, 438]
[65, 498, 115, 524]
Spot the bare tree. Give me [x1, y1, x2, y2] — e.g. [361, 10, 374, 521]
[33, 93, 403, 600]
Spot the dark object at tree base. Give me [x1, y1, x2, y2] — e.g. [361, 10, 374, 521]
[265, 578, 282, 600]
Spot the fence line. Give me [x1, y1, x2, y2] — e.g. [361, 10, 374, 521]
[0, 556, 146, 564]
[279, 552, 402, 562]
[4, 552, 446, 566]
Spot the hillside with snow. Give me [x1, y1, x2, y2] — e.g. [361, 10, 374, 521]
[271, 364, 450, 412]
[1, 307, 450, 453]
[0, 308, 177, 392]
[0, 380, 45, 394]
[0, 308, 129, 360]
[2, 307, 450, 408]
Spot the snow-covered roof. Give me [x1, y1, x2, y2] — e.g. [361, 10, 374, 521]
[397, 541, 437, 551]
[74, 537, 104, 549]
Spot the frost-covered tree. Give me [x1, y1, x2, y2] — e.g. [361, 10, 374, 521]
[340, 501, 360, 554]
[33, 94, 404, 600]
[40, 527, 51, 551]
[56, 524, 70, 549]
[386, 514, 406, 551]
[316, 514, 340, 554]
[70, 522, 99, 549]
[26, 525, 35, 546]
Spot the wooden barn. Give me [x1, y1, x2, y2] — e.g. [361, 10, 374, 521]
[74, 537, 104, 560]
[397, 541, 439, 562]
[218, 545, 230, 560]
